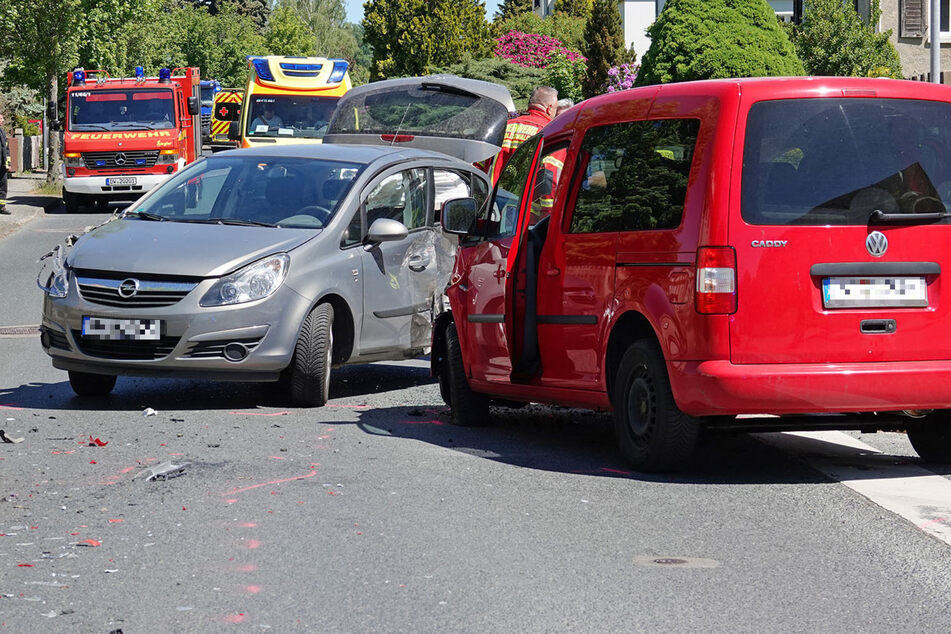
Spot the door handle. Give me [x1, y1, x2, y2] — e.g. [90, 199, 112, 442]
[408, 255, 431, 272]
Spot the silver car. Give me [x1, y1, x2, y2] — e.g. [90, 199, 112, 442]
[38, 76, 514, 406]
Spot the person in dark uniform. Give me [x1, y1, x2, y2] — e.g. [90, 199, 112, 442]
[0, 113, 9, 214]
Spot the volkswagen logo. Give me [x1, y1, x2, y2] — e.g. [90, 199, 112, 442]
[866, 231, 888, 257]
[114, 152, 128, 166]
[117, 278, 139, 298]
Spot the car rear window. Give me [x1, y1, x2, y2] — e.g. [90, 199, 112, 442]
[741, 98, 951, 226]
[327, 82, 510, 146]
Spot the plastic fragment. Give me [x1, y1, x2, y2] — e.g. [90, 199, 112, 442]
[77, 539, 101, 547]
[88, 436, 108, 447]
[142, 408, 157, 417]
[0, 430, 24, 443]
[137, 461, 191, 482]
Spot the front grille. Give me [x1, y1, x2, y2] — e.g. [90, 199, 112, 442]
[73, 330, 179, 360]
[41, 326, 71, 351]
[77, 276, 198, 308]
[82, 150, 158, 170]
[184, 337, 264, 359]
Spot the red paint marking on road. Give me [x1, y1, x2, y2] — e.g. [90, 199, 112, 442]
[600, 468, 633, 475]
[16, 564, 33, 567]
[77, 539, 101, 547]
[245, 539, 262, 549]
[244, 585, 262, 594]
[918, 517, 948, 529]
[89, 461, 97, 465]
[169, 452, 184, 456]
[325, 404, 369, 409]
[222, 470, 317, 497]
[225, 498, 238, 503]
[0, 404, 24, 410]
[400, 420, 444, 425]
[108, 519, 123, 523]
[239, 522, 257, 528]
[229, 411, 290, 416]
[234, 564, 257, 572]
[222, 613, 246, 623]
[51, 450, 76, 455]
[120, 467, 135, 474]
[325, 428, 335, 432]
[269, 456, 285, 460]
[318, 435, 331, 439]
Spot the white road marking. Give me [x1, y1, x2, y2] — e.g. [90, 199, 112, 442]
[756, 430, 951, 546]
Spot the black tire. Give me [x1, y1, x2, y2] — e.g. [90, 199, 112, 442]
[63, 190, 80, 213]
[445, 323, 490, 426]
[907, 412, 951, 463]
[290, 303, 334, 407]
[437, 362, 452, 407]
[612, 339, 700, 472]
[68, 370, 117, 397]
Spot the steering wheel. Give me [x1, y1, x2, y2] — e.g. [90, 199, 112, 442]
[289, 205, 332, 227]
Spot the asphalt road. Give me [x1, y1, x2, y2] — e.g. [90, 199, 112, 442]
[2, 190, 951, 632]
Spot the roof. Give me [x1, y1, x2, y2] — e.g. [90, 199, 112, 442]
[343, 75, 517, 113]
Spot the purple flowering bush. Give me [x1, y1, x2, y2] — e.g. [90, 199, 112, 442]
[605, 63, 639, 92]
[495, 31, 585, 69]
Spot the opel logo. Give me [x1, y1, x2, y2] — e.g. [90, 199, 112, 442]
[114, 152, 128, 166]
[117, 278, 139, 298]
[866, 231, 888, 257]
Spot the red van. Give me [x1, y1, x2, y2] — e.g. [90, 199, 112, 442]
[434, 77, 951, 471]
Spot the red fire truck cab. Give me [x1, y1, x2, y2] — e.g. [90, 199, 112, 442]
[60, 66, 202, 213]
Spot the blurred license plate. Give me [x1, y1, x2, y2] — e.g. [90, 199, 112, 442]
[82, 317, 161, 340]
[106, 177, 136, 186]
[822, 276, 928, 308]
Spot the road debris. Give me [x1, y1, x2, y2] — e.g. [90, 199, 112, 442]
[136, 461, 191, 482]
[0, 430, 24, 443]
[142, 407, 158, 417]
[77, 539, 101, 547]
[87, 436, 108, 447]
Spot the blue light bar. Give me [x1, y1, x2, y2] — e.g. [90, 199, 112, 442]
[73, 69, 86, 86]
[328, 60, 349, 84]
[135, 66, 144, 79]
[158, 67, 171, 83]
[251, 58, 275, 82]
[280, 62, 323, 72]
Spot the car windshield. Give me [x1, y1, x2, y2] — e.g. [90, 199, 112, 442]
[130, 155, 364, 229]
[68, 89, 176, 130]
[742, 98, 951, 225]
[245, 95, 339, 139]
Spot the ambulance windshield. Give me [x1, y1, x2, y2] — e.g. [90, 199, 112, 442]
[246, 95, 339, 139]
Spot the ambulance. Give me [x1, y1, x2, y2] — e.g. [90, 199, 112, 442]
[229, 55, 351, 147]
[209, 88, 243, 150]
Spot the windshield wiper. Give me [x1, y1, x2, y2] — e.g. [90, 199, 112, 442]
[121, 210, 167, 221]
[177, 218, 275, 227]
[869, 209, 951, 224]
[73, 124, 111, 131]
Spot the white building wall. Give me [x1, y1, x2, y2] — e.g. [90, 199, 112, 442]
[623, 0, 660, 60]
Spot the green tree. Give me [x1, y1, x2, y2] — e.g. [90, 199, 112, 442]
[556, 0, 592, 19]
[581, 0, 624, 97]
[544, 52, 586, 102]
[791, 0, 900, 78]
[363, 0, 493, 80]
[212, 0, 269, 32]
[637, 0, 804, 86]
[494, 0, 532, 22]
[277, 0, 358, 60]
[265, 5, 318, 55]
[437, 56, 545, 110]
[496, 11, 586, 51]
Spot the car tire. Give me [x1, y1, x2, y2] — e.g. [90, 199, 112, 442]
[437, 362, 452, 407]
[907, 412, 951, 463]
[290, 303, 334, 407]
[68, 371, 117, 397]
[63, 190, 80, 214]
[613, 339, 700, 472]
[445, 323, 490, 426]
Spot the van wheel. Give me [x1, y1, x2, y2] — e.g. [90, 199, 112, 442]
[63, 190, 80, 213]
[290, 303, 334, 407]
[68, 371, 117, 397]
[907, 413, 951, 463]
[446, 323, 490, 426]
[613, 339, 700, 472]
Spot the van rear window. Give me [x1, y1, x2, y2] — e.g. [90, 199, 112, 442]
[741, 98, 951, 226]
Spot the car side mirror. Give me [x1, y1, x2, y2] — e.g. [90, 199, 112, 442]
[228, 121, 240, 141]
[187, 96, 201, 116]
[364, 218, 408, 250]
[441, 197, 478, 235]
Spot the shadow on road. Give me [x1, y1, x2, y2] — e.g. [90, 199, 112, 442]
[8, 192, 63, 212]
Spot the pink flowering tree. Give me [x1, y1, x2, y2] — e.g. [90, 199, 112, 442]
[604, 62, 639, 93]
[495, 30, 585, 69]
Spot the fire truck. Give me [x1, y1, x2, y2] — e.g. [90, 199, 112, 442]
[209, 88, 243, 151]
[58, 66, 202, 213]
[229, 55, 351, 147]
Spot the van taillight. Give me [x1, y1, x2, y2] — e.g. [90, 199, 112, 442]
[695, 246, 736, 314]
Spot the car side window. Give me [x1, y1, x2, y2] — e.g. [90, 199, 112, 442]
[366, 168, 429, 230]
[482, 135, 540, 240]
[568, 119, 699, 233]
[341, 209, 362, 248]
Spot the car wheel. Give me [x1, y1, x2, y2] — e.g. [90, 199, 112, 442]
[290, 303, 334, 407]
[68, 371, 117, 397]
[907, 412, 951, 463]
[445, 323, 490, 426]
[613, 339, 700, 472]
[63, 190, 80, 213]
[438, 362, 452, 407]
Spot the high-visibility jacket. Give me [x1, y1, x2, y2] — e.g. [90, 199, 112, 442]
[489, 106, 553, 185]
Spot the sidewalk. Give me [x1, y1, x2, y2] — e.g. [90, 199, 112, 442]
[0, 172, 62, 240]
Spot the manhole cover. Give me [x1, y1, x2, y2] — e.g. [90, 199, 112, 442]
[0, 325, 39, 337]
[634, 556, 720, 569]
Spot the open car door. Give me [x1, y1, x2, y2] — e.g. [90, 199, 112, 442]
[323, 75, 515, 164]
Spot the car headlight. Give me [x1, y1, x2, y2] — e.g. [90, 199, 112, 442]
[37, 246, 69, 298]
[156, 150, 180, 164]
[200, 254, 289, 307]
[64, 153, 84, 168]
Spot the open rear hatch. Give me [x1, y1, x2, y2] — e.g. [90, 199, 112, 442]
[323, 75, 515, 163]
[730, 96, 951, 364]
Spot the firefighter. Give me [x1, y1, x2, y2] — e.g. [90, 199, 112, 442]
[489, 86, 558, 185]
[0, 113, 9, 215]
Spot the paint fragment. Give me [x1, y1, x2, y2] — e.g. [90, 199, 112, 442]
[88, 436, 108, 447]
[77, 539, 101, 547]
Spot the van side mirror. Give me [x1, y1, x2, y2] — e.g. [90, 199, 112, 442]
[187, 96, 200, 116]
[364, 218, 408, 250]
[228, 121, 240, 141]
[442, 197, 478, 235]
